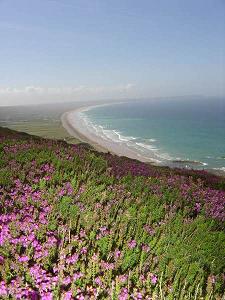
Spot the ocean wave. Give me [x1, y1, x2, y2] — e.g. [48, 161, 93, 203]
[75, 110, 211, 168]
[212, 167, 225, 172]
[135, 142, 158, 152]
[172, 159, 208, 166]
[112, 130, 137, 142]
[81, 113, 174, 163]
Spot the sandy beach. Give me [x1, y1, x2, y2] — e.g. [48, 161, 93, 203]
[61, 105, 159, 164]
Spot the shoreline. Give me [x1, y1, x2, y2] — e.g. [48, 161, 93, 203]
[61, 106, 157, 163]
[61, 105, 225, 177]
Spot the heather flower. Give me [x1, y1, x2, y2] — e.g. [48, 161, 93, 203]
[144, 225, 155, 235]
[150, 274, 158, 285]
[95, 277, 103, 286]
[118, 287, 129, 300]
[114, 249, 121, 259]
[139, 274, 146, 282]
[63, 276, 72, 285]
[73, 272, 83, 281]
[92, 253, 98, 261]
[101, 261, 115, 270]
[118, 274, 128, 283]
[28, 290, 39, 300]
[209, 275, 216, 284]
[128, 239, 137, 249]
[0, 255, 4, 264]
[18, 255, 29, 262]
[79, 229, 86, 238]
[141, 244, 150, 253]
[66, 253, 79, 264]
[63, 291, 73, 300]
[41, 292, 54, 300]
[76, 294, 85, 300]
[0, 281, 8, 296]
[194, 202, 201, 212]
[80, 247, 87, 254]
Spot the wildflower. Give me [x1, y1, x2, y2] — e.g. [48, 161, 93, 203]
[95, 277, 103, 286]
[114, 249, 121, 259]
[76, 294, 85, 300]
[18, 255, 29, 262]
[63, 291, 73, 300]
[66, 253, 79, 264]
[73, 272, 83, 281]
[139, 274, 145, 282]
[144, 225, 155, 235]
[63, 276, 71, 285]
[128, 239, 137, 249]
[0, 281, 8, 296]
[0, 255, 4, 264]
[92, 253, 98, 261]
[80, 247, 87, 254]
[150, 274, 158, 285]
[79, 229, 86, 238]
[194, 202, 201, 212]
[118, 287, 129, 300]
[141, 244, 150, 253]
[118, 274, 128, 283]
[101, 261, 115, 270]
[41, 292, 54, 300]
[209, 275, 216, 284]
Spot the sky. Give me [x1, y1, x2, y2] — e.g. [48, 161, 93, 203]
[0, 0, 225, 106]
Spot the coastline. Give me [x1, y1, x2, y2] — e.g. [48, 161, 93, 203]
[61, 105, 225, 177]
[61, 104, 153, 163]
[61, 105, 160, 164]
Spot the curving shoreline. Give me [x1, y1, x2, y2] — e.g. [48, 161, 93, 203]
[61, 105, 225, 176]
[61, 105, 159, 164]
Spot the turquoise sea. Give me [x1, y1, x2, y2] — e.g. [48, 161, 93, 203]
[82, 97, 225, 171]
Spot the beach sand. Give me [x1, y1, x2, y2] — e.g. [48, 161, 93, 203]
[61, 106, 158, 164]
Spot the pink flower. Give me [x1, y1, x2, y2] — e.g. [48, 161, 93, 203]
[0, 255, 4, 264]
[73, 272, 83, 281]
[118, 288, 129, 300]
[41, 292, 54, 300]
[18, 255, 29, 262]
[95, 277, 103, 286]
[114, 249, 121, 259]
[63, 291, 73, 300]
[66, 253, 79, 264]
[139, 274, 146, 282]
[0, 281, 8, 296]
[76, 294, 85, 300]
[141, 244, 150, 253]
[118, 274, 128, 283]
[150, 274, 158, 285]
[80, 247, 87, 254]
[209, 275, 216, 284]
[63, 276, 71, 285]
[101, 261, 115, 270]
[92, 253, 98, 261]
[128, 239, 137, 249]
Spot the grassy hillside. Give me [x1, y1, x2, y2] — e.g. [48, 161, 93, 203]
[0, 127, 224, 299]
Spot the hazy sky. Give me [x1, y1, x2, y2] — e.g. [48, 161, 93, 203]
[0, 0, 225, 105]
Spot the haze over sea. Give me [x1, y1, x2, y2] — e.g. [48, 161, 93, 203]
[80, 97, 225, 171]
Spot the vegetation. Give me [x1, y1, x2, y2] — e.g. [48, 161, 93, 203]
[0, 127, 224, 299]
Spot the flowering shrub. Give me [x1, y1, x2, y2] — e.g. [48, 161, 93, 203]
[0, 127, 224, 299]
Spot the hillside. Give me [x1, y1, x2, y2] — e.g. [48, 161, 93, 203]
[0, 127, 224, 299]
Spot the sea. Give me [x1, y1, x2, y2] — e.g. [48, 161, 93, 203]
[80, 97, 225, 172]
